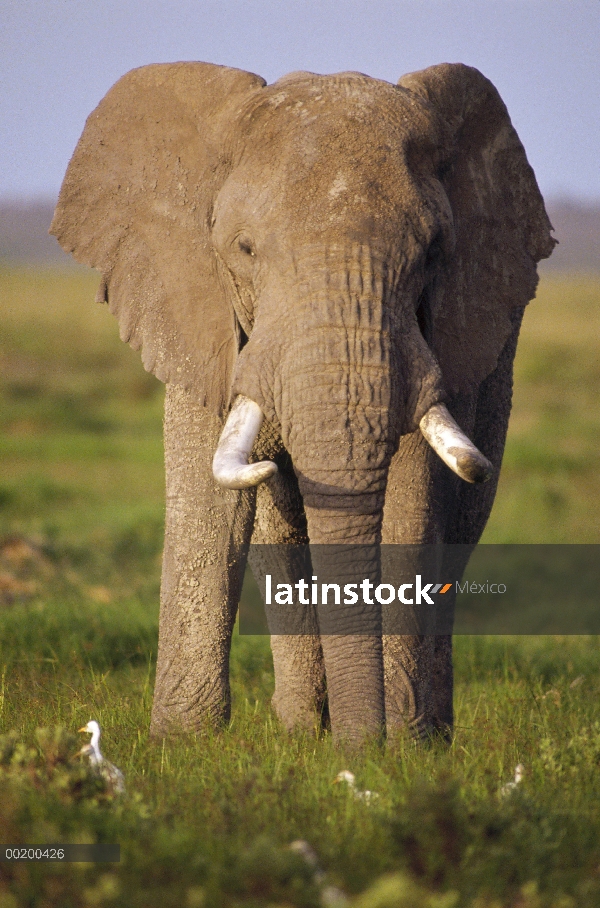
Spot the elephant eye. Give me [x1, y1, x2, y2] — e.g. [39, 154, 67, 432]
[237, 237, 255, 257]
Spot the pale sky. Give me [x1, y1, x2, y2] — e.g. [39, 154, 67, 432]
[1, 0, 599, 202]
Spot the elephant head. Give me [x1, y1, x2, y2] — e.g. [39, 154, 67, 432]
[51, 61, 554, 742]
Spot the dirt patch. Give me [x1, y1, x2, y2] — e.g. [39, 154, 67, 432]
[0, 535, 54, 604]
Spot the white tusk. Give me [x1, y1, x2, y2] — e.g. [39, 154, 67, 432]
[212, 395, 278, 489]
[420, 403, 493, 484]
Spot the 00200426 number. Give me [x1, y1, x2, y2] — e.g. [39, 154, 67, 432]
[1, 847, 65, 861]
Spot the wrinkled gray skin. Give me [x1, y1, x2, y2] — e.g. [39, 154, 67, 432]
[51, 61, 555, 746]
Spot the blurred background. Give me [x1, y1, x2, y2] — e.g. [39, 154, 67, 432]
[1, 0, 599, 614]
[1, 0, 600, 261]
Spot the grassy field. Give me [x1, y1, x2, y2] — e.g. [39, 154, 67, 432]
[0, 265, 599, 907]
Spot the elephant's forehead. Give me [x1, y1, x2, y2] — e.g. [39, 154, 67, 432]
[265, 72, 391, 112]
[234, 76, 438, 236]
[240, 73, 438, 150]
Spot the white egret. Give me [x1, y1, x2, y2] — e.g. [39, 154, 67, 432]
[289, 840, 324, 883]
[288, 840, 348, 908]
[78, 720, 125, 795]
[333, 770, 379, 804]
[499, 763, 524, 798]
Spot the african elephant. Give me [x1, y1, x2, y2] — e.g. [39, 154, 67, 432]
[51, 61, 554, 746]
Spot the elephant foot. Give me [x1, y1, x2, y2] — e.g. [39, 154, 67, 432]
[269, 633, 327, 735]
[149, 704, 229, 739]
[386, 701, 436, 745]
[384, 636, 441, 745]
[430, 634, 454, 743]
[149, 704, 230, 739]
[385, 684, 453, 747]
[271, 691, 328, 735]
[270, 665, 328, 736]
[150, 662, 232, 738]
[429, 721, 453, 746]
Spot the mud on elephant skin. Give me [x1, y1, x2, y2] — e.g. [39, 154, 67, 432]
[51, 61, 555, 745]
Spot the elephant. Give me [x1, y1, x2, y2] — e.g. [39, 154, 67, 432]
[51, 61, 555, 746]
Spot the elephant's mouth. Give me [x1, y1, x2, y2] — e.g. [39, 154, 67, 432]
[212, 394, 493, 489]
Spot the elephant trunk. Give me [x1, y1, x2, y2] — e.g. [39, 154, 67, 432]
[273, 285, 399, 744]
[301, 498, 386, 746]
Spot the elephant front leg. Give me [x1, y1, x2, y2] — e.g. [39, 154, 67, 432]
[431, 634, 453, 741]
[383, 634, 436, 741]
[432, 318, 524, 740]
[248, 443, 326, 733]
[150, 384, 256, 737]
[381, 432, 449, 741]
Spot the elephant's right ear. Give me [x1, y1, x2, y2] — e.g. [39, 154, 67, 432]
[51, 63, 266, 414]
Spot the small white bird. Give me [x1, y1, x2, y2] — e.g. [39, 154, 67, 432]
[334, 770, 379, 804]
[288, 840, 348, 908]
[499, 763, 524, 798]
[78, 720, 125, 795]
[289, 840, 324, 884]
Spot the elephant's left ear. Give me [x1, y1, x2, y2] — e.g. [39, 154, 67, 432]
[398, 63, 556, 395]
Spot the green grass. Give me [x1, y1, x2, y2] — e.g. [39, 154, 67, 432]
[0, 265, 599, 907]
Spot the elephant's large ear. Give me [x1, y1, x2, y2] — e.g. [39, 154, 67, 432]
[398, 64, 556, 394]
[51, 63, 266, 413]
